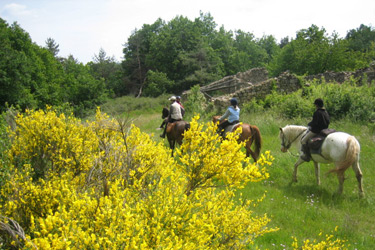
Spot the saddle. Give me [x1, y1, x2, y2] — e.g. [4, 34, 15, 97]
[308, 128, 336, 154]
[222, 122, 240, 138]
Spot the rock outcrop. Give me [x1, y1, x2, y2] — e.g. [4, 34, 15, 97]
[187, 64, 375, 108]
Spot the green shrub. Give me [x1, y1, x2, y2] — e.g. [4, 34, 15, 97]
[250, 80, 375, 123]
[184, 85, 207, 119]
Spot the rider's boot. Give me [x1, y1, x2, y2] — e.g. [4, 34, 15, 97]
[300, 143, 311, 162]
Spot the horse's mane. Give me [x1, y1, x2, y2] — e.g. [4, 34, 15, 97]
[280, 125, 307, 140]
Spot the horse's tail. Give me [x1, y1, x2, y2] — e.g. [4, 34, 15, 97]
[250, 125, 262, 161]
[330, 136, 359, 174]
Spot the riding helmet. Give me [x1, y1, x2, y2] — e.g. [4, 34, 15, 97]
[230, 98, 238, 106]
[314, 98, 324, 107]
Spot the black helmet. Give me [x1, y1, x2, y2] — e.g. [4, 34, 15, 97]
[314, 98, 324, 107]
[230, 98, 238, 106]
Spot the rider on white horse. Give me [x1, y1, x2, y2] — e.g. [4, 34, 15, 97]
[300, 98, 330, 161]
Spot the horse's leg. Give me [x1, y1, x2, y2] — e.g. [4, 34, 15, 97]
[292, 158, 305, 182]
[336, 171, 345, 195]
[314, 161, 320, 185]
[168, 138, 174, 156]
[171, 140, 176, 157]
[352, 160, 364, 197]
[246, 140, 257, 162]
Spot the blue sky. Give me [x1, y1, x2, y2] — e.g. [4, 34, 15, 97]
[1, 0, 374, 63]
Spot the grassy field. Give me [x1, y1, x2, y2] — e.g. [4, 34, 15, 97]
[98, 96, 375, 249]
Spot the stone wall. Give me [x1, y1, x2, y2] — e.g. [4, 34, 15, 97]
[210, 64, 375, 108]
[182, 64, 375, 107]
[198, 67, 268, 96]
[212, 72, 302, 107]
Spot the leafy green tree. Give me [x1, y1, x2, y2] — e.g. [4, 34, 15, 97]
[61, 55, 107, 115]
[123, 13, 226, 95]
[0, 19, 65, 111]
[150, 13, 225, 89]
[268, 24, 358, 76]
[143, 70, 174, 97]
[122, 19, 164, 96]
[346, 24, 375, 52]
[257, 35, 280, 64]
[184, 85, 207, 117]
[89, 48, 124, 97]
[227, 30, 268, 73]
[32, 45, 65, 107]
[210, 26, 234, 75]
[279, 36, 290, 48]
[147, 16, 201, 82]
[0, 19, 36, 110]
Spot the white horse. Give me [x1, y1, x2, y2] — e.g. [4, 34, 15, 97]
[279, 125, 364, 196]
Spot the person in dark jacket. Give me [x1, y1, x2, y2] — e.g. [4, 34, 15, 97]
[300, 98, 330, 161]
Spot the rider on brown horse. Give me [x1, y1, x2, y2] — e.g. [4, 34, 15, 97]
[160, 96, 183, 138]
[217, 98, 240, 136]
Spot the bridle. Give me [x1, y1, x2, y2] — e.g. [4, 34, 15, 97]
[280, 129, 306, 150]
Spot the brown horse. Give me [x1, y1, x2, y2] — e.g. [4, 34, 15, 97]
[161, 107, 190, 156]
[213, 116, 262, 162]
[166, 120, 190, 156]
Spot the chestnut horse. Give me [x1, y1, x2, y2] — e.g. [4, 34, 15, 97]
[213, 116, 262, 162]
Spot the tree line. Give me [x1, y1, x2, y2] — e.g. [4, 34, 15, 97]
[1, 13, 374, 115]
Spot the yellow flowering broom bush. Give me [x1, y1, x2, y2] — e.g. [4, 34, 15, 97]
[291, 227, 348, 250]
[0, 109, 348, 249]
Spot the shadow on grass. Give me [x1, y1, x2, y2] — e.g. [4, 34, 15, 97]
[280, 181, 358, 207]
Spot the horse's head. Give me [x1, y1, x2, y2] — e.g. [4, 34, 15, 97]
[162, 107, 169, 119]
[279, 127, 289, 152]
[279, 125, 307, 153]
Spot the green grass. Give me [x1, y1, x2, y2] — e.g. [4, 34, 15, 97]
[96, 97, 375, 249]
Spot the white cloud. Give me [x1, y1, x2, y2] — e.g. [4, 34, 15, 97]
[2, 3, 34, 17]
